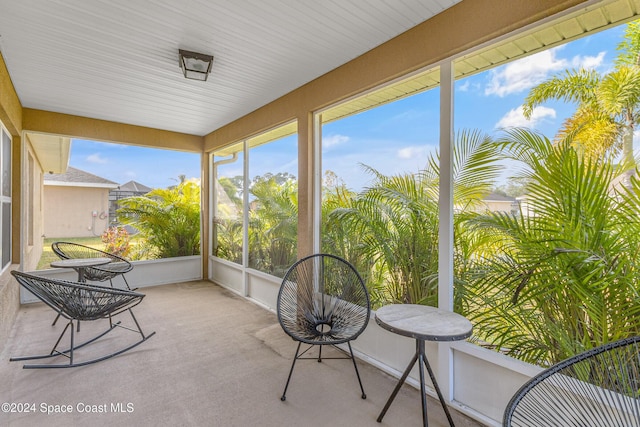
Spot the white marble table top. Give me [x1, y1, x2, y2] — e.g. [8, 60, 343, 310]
[51, 257, 111, 269]
[375, 304, 472, 342]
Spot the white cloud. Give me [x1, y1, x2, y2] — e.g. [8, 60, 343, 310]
[495, 105, 556, 129]
[397, 146, 427, 159]
[86, 153, 108, 164]
[322, 134, 349, 148]
[457, 80, 470, 92]
[571, 51, 606, 69]
[485, 49, 566, 97]
[484, 48, 606, 98]
[633, 129, 640, 149]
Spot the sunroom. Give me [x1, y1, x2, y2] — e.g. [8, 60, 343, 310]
[1, 1, 639, 426]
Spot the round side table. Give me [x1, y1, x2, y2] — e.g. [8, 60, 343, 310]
[375, 304, 473, 427]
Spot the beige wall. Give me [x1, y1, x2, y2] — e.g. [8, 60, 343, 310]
[0, 55, 22, 138]
[0, 54, 23, 351]
[481, 201, 516, 214]
[23, 109, 204, 153]
[0, 54, 23, 265]
[43, 186, 111, 238]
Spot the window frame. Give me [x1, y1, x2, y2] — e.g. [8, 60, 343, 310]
[0, 124, 11, 271]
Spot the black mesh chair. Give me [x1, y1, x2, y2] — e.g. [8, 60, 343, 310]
[503, 336, 640, 426]
[10, 270, 155, 368]
[52, 241, 134, 289]
[277, 253, 370, 401]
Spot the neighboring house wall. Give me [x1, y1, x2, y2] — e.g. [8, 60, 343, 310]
[43, 185, 110, 238]
[480, 200, 517, 214]
[473, 193, 519, 215]
[22, 143, 45, 271]
[464, 194, 518, 215]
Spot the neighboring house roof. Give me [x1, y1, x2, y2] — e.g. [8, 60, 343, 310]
[117, 180, 152, 193]
[44, 166, 119, 189]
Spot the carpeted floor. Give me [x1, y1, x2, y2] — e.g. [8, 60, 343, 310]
[0, 281, 483, 427]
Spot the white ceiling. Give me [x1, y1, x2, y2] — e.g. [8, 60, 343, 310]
[0, 0, 461, 137]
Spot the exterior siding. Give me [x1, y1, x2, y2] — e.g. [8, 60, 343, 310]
[43, 185, 111, 238]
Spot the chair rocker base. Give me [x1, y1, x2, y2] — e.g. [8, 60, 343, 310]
[11, 310, 155, 369]
[281, 341, 366, 401]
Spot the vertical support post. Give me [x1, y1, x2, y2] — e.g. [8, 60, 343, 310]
[201, 148, 210, 280]
[438, 60, 455, 404]
[297, 112, 316, 258]
[312, 113, 322, 255]
[242, 141, 250, 296]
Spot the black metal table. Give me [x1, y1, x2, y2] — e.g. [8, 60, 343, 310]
[375, 304, 473, 427]
[51, 257, 111, 282]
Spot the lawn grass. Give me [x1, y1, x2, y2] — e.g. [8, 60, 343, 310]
[37, 237, 104, 270]
[37, 236, 146, 270]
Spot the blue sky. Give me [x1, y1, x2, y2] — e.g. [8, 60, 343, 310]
[70, 140, 200, 189]
[70, 22, 628, 191]
[321, 23, 627, 191]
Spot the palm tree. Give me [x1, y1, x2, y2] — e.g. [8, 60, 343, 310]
[213, 175, 243, 263]
[247, 174, 298, 277]
[330, 166, 441, 306]
[117, 179, 201, 258]
[321, 174, 368, 265]
[522, 20, 640, 169]
[466, 128, 640, 365]
[328, 129, 502, 308]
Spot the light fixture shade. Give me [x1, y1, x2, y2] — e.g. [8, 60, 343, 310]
[179, 49, 214, 81]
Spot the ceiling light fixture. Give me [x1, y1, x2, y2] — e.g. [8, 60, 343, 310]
[179, 49, 214, 81]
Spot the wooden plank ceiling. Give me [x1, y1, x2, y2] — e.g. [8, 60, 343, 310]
[0, 0, 462, 137]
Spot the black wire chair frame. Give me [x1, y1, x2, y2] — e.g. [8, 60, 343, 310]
[277, 253, 371, 401]
[51, 241, 134, 289]
[503, 336, 640, 426]
[10, 270, 155, 369]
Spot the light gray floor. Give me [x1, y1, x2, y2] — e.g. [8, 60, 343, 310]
[0, 281, 485, 427]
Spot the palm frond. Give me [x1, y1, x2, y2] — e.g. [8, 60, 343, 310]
[522, 68, 600, 118]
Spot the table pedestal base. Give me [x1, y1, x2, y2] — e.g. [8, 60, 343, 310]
[377, 339, 455, 427]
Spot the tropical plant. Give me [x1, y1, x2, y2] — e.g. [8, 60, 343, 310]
[328, 129, 502, 308]
[247, 173, 298, 277]
[320, 171, 374, 280]
[213, 175, 243, 263]
[522, 20, 640, 168]
[213, 217, 242, 263]
[218, 176, 243, 206]
[465, 128, 640, 366]
[117, 179, 201, 258]
[101, 226, 131, 257]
